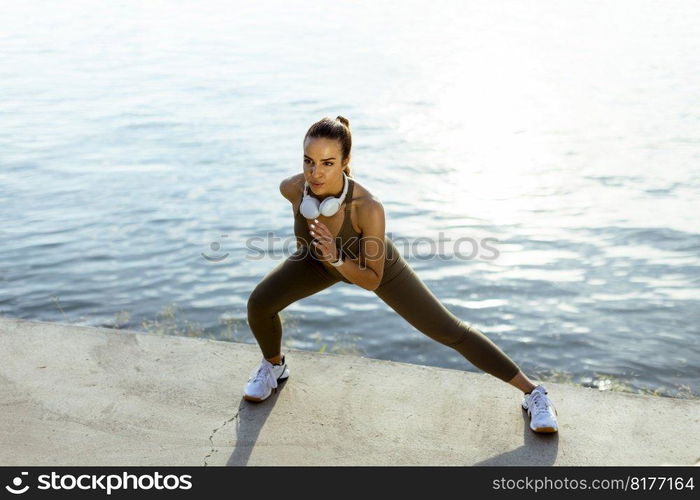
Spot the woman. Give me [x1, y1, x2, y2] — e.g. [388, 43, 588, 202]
[244, 116, 559, 434]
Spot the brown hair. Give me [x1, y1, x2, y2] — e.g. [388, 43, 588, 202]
[304, 115, 353, 178]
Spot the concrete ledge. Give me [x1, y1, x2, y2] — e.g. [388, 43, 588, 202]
[1, 316, 699, 466]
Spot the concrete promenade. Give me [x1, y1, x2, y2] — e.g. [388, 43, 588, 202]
[1, 316, 698, 466]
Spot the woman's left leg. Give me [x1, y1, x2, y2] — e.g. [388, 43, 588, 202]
[374, 264, 524, 385]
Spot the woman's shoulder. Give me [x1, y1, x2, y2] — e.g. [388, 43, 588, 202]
[350, 178, 380, 205]
[280, 173, 305, 203]
[350, 178, 385, 224]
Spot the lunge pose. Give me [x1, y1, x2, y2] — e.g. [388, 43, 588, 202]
[244, 116, 558, 433]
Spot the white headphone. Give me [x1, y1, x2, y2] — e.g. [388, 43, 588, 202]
[299, 172, 349, 219]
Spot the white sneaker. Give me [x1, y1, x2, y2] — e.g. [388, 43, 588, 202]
[522, 385, 559, 433]
[243, 355, 290, 402]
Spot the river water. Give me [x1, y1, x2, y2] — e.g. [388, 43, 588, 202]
[2, 0, 699, 397]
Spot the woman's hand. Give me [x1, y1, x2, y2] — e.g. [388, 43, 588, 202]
[308, 219, 339, 262]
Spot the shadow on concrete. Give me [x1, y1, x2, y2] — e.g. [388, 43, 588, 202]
[474, 408, 559, 466]
[225, 378, 290, 466]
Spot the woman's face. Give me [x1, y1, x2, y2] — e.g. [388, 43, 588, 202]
[303, 137, 347, 194]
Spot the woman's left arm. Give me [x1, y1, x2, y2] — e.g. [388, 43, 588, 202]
[335, 199, 386, 291]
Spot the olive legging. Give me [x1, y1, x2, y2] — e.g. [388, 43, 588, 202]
[247, 250, 521, 383]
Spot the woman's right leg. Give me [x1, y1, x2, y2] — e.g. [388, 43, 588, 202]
[247, 249, 340, 360]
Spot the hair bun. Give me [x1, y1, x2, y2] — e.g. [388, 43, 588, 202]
[336, 115, 350, 129]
